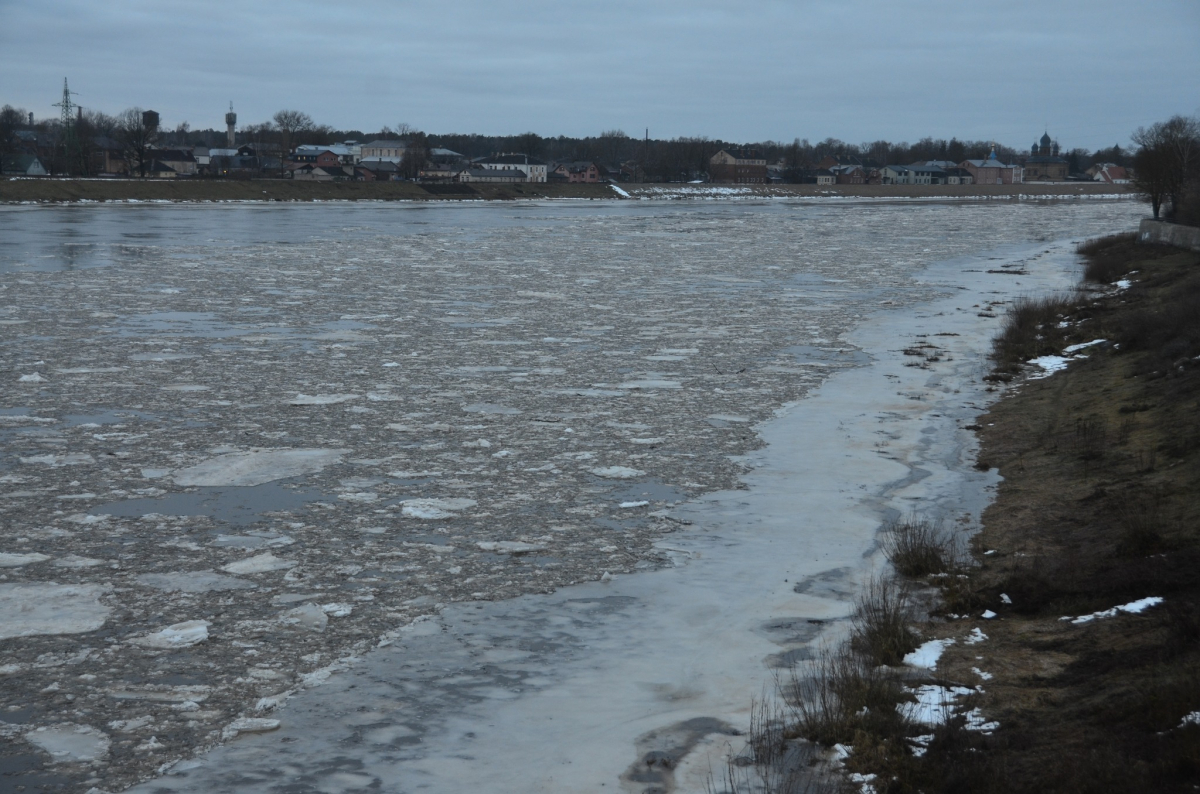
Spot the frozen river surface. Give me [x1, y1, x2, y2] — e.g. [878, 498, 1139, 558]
[0, 199, 1142, 792]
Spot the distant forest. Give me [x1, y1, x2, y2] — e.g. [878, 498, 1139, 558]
[2, 103, 1130, 182]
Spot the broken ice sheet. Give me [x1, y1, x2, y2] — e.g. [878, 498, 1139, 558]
[172, 448, 348, 486]
[130, 620, 210, 649]
[0, 584, 110, 639]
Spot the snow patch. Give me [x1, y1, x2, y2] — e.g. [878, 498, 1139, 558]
[1064, 596, 1163, 624]
[903, 638, 954, 669]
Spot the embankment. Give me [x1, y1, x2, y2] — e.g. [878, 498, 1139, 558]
[0, 177, 1132, 204]
[800, 234, 1200, 793]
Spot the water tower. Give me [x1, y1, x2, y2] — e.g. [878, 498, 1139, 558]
[225, 102, 236, 148]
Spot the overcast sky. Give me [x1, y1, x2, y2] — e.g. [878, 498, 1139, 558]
[3, 0, 1198, 150]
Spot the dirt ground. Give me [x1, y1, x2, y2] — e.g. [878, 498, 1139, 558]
[922, 240, 1200, 792]
[0, 177, 1133, 204]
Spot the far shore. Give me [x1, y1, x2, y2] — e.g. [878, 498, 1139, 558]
[0, 177, 1133, 204]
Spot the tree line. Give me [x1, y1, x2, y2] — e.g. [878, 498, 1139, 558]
[0, 101, 1186, 200]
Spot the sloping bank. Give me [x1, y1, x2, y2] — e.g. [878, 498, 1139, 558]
[767, 234, 1200, 793]
[120, 232, 1105, 792]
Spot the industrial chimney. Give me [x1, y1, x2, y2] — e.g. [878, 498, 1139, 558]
[225, 103, 237, 148]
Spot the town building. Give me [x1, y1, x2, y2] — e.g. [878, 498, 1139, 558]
[457, 167, 527, 183]
[960, 151, 1023, 184]
[1089, 163, 1130, 184]
[1024, 132, 1069, 181]
[881, 164, 942, 185]
[474, 153, 546, 182]
[551, 161, 602, 183]
[708, 148, 767, 183]
[1, 153, 48, 176]
[359, 139, 411, 162]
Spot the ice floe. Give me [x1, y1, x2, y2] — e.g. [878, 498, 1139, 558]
[221, 553, 297, 574]
[24, 723, 110, 762]
[590, 466, 646, 479]
[0, 552, 51, 567]
[0, 584, 110, 639]
[136, 571, 255, 592]
[131, 620, 210, 649]
[173, 448, 348, 486]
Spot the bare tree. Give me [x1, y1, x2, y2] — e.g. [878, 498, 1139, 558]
[399, 130, 428, 180]
[116, 107, 159, 177]
[1132, 115, 1200, 220]
[273, 109, 314, 174]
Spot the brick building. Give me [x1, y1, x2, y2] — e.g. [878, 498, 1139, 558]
[708, 148, 767, 184]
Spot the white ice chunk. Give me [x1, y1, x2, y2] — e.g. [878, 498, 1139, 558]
[24, 723, 110, 762]
[320, 603, 354, 617]
[20, 453, 95, 467]
[224, 717, 280, 738]
[222, 553, 297, 574]
[18, 373, 47, 382]
[0, 552, 50, 567]
[279, 603, 327, 632]
[136, 571, 255, 592]
[173, 448, 348, 486]
[0, 584, 110, 639]
[288, 394, 359, 405]
[401, 498, 476, 520]
[477, 541, 546, 555]
[590, 466, 646, 479]
[338, 491, 379, 503]
[131, 620, 210, 649]
[903, 638, 954, 669]
[618, 501, 650, 509]
[53, 555, 103, 569]
[981, 610, 997, 619]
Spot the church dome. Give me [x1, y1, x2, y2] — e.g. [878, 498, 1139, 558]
[1040, 132, 1052, 148]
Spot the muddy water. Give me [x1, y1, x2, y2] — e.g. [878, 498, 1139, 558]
[0, 198, 1143, 792]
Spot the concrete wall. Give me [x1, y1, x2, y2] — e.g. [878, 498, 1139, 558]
[1139, 218, 1200, 252]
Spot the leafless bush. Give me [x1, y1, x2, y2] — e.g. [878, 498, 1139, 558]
[850, 575, 919, 666]
[989, 294, 1078, 375]
[882, 515, 957, 577]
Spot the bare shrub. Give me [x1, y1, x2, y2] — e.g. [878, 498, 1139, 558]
[989, 294, 1078, 375]
[789, 643, 911, 747]
[882, 515, 956, 577]
[850, 575, 919, 666]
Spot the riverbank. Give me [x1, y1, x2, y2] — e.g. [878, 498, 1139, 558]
[0, 177, 1132, 204]
[784, 234, 1200, 793]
